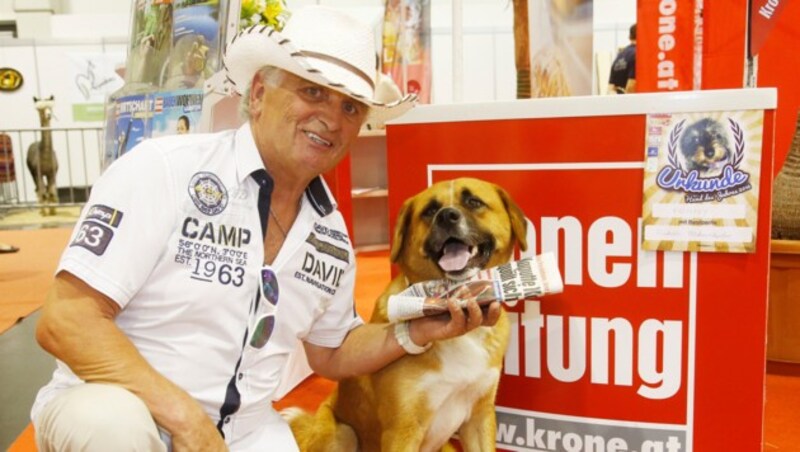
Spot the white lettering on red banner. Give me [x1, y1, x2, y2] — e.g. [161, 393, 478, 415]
[758, 0, 781, 18]
[657, 0, 680, 90]
[503, 216, 685, 400]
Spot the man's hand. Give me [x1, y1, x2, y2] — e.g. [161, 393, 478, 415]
[408, 298, 502, 347]
[37, 273, 229, 451]
[171, 415, 228, 452]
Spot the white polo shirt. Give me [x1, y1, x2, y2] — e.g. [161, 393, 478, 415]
[31, 123, 363, 449]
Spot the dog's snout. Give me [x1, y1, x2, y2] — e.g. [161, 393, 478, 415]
[436, 207, 462, 226]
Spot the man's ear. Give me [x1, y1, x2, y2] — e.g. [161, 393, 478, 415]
[390, 198, 413, 263]
[497, 186, 528, 252]
[248, 72, 266, 118]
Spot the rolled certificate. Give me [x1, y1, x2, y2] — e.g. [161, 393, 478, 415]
[387, 252, 564, 322]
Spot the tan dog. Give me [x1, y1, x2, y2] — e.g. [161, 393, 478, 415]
[287, 177, 528, 451]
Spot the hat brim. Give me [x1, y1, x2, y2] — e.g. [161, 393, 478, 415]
[224, 25, 416, 124]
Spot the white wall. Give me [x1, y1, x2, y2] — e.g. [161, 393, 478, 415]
[0, 0, 14, 20]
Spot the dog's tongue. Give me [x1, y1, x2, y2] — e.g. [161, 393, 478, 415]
[439, 242, 471, 272]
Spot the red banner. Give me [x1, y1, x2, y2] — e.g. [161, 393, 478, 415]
[749, 0, 787, 57]
[637, 0, 697, 92]
[387, 91, 774, 450]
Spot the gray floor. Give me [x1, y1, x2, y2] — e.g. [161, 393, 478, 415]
[0, 311, 57, 450]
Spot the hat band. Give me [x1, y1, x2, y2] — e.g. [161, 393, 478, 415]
[297, 50, 375, 91]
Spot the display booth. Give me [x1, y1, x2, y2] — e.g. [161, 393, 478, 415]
[387, 88, 776, 450]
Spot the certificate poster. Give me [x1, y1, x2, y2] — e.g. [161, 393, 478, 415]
[641, 110, 764, 253]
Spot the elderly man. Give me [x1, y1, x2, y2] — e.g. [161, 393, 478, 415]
[30, 6, 502, 451]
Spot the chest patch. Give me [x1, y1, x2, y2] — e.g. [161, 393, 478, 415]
[188, 172, 228, 216]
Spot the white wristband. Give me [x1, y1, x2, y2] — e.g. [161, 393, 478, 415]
[393, 320, 432, 355]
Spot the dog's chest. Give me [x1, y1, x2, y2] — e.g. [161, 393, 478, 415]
[416, 329, 500, 444]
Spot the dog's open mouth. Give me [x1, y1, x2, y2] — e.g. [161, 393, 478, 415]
[434, 237, 493, 279]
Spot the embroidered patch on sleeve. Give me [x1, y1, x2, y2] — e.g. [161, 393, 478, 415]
[70, 220, 114, 256]
[85, 204, 124, 227]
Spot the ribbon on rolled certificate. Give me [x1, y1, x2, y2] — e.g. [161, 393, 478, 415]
[387, 252, 564, 322]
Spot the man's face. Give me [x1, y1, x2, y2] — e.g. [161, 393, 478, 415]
[249, 69, 369, 181]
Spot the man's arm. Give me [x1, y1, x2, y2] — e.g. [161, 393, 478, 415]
[303, 299, 501, 380]
[36, 272, 226, 451]
[625, 78, 636, 94]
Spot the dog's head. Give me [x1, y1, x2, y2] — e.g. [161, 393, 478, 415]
[679, 118, 732, 176]
[390, 178, 528, 283]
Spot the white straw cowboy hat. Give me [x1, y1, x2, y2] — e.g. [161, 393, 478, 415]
[224, 5, 416, 125]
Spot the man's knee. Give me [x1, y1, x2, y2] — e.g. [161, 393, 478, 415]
[35, 384, 166, 452]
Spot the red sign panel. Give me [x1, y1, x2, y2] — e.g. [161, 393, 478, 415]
[386, 97, 773, 451]
[637, 0, 697, 92]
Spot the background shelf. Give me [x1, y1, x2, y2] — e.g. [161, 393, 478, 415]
[350, 131, 389, 251]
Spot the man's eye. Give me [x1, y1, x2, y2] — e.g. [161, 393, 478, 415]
[343, 101, 363, 117]
[302, 86, 324, 99]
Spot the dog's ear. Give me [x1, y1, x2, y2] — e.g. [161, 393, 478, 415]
[390, 198, 413, 263]
[497, 186, 528, 252]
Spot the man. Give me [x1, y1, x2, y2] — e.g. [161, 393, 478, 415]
[31, 6, 502, 451]
[608, 23, 636, 95]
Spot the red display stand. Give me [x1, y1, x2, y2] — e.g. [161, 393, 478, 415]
[387, 88, 775, 451]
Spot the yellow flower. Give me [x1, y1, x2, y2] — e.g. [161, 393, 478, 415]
[265, 2, 283, 20]
[239, 0, 288, 31]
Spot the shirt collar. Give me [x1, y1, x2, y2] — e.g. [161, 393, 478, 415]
[234, 122, 337, 217]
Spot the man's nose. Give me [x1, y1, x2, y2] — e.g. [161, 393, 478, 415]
[316, 95, 350, 132]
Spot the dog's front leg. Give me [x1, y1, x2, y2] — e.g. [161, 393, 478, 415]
[457, 389, 499, 451]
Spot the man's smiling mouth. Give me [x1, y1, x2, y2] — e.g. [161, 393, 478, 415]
[304, 130, 332, 147]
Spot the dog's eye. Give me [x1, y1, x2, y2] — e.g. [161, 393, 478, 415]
[421, 203, 440, 218]
[465, 196, 485, 209]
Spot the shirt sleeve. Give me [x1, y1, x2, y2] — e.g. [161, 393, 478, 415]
[57, 139, 177, 308]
